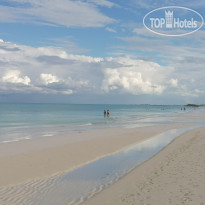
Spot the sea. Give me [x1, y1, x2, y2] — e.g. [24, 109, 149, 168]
[0, 103, 204, 205]
[0, 103, 201, 144]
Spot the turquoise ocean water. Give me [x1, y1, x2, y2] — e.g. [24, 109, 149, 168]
[0, 103, 199, 143]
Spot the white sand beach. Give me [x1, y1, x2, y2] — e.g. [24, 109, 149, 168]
[0, 111, 204, 205]
[0, 125, 179, 187]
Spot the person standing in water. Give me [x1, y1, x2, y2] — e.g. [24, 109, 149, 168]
[107, 110, 110, 117]
[104, 110, 106, 117]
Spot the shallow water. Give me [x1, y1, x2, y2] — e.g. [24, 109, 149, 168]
[0, 103, 200, 143]
[0, 125, 204, 205]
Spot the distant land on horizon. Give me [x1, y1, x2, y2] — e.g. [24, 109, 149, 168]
[186, 104, 205, 107]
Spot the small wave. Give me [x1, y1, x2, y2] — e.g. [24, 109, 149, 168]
[1, 136, 31, 144]
[42, 134, 54, 137]
[79, 123, 93, 127]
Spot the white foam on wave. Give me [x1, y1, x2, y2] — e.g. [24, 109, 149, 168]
[79, 123, 93, 127]
[1, 136, 31, 144]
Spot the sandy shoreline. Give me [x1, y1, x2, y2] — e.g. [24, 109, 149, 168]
[0, 124, 181, 187]
[0, 110, 204, 205]
[83, 126, 205, 205]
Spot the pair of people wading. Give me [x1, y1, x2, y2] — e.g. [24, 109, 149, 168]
[104, 110, 110, 117]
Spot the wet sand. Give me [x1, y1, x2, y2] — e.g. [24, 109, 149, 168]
[83, 126, 205, 205]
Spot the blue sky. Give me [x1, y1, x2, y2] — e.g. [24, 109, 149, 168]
[0, 0, 205, 104]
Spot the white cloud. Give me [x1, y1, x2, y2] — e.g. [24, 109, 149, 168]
[194, 89, 205, 94]
[87, 0, 115, 8]
[132, 0, 205, 9]
[0, 0, 115, 27]
[102, 62, 166, 95]
[2, 70, 31, 85]
[169, 79, 178, 87]
[66, 77, 89, 89]
[0, 39, 204, 102]
[106, 27, 117, 33]
[66, 54, 103, 63]
[62, 90, 73, 95]
[40, 73, 60, 85]
[117, 27, 205, 101]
